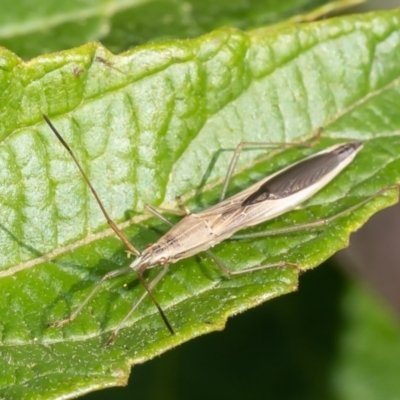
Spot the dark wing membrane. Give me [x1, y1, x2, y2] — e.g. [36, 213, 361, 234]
[242, 142, 362, 206]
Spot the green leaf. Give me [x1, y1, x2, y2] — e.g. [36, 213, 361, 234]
[123, 262, 400, 400]
[1, 8, 400, 399]
[0, 0, 346, 59]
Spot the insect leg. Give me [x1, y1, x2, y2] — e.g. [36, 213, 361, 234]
[206, 250, 300, 276]
[145, 205, 175, 227]
[106, 265, 170, 346]
[145, 204, 187, 218]
[231, 185, 400, 240]
[48, 266, 133, 328]
[176, 196, 191, 215]
[220, 129, 322, 201]
[123, 206, 178, 258]
[205, 250, 231, 275]
[145, 195, 191, 228]
[145, 195, 191, 221]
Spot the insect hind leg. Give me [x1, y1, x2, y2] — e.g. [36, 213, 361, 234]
[231, 184, 400, 240]
[206, 250, 301, 276]
[220, 129, 322, 201]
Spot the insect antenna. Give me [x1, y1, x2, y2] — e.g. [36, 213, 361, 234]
[43, 114, 174, 337]
[43, 114, 140, 256]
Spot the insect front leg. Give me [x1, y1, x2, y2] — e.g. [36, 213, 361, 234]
[145, 195, 191, 227]
[48, 266, 133, 328]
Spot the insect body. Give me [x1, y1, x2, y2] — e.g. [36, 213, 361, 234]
[137, 142, 362, 268]
[43, 115, 376, 344]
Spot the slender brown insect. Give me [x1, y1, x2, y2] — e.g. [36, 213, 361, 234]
[43, 115, 397, 345]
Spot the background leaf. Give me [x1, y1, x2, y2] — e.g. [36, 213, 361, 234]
[1, 7, 400, 400]
[0, 0, 349, 59]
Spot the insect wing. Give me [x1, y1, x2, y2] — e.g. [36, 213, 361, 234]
[197, 142, 363, 238]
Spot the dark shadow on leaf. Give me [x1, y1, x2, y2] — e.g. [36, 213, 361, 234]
[0, 222, 44, 259]
[193, 147, 225, 205]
